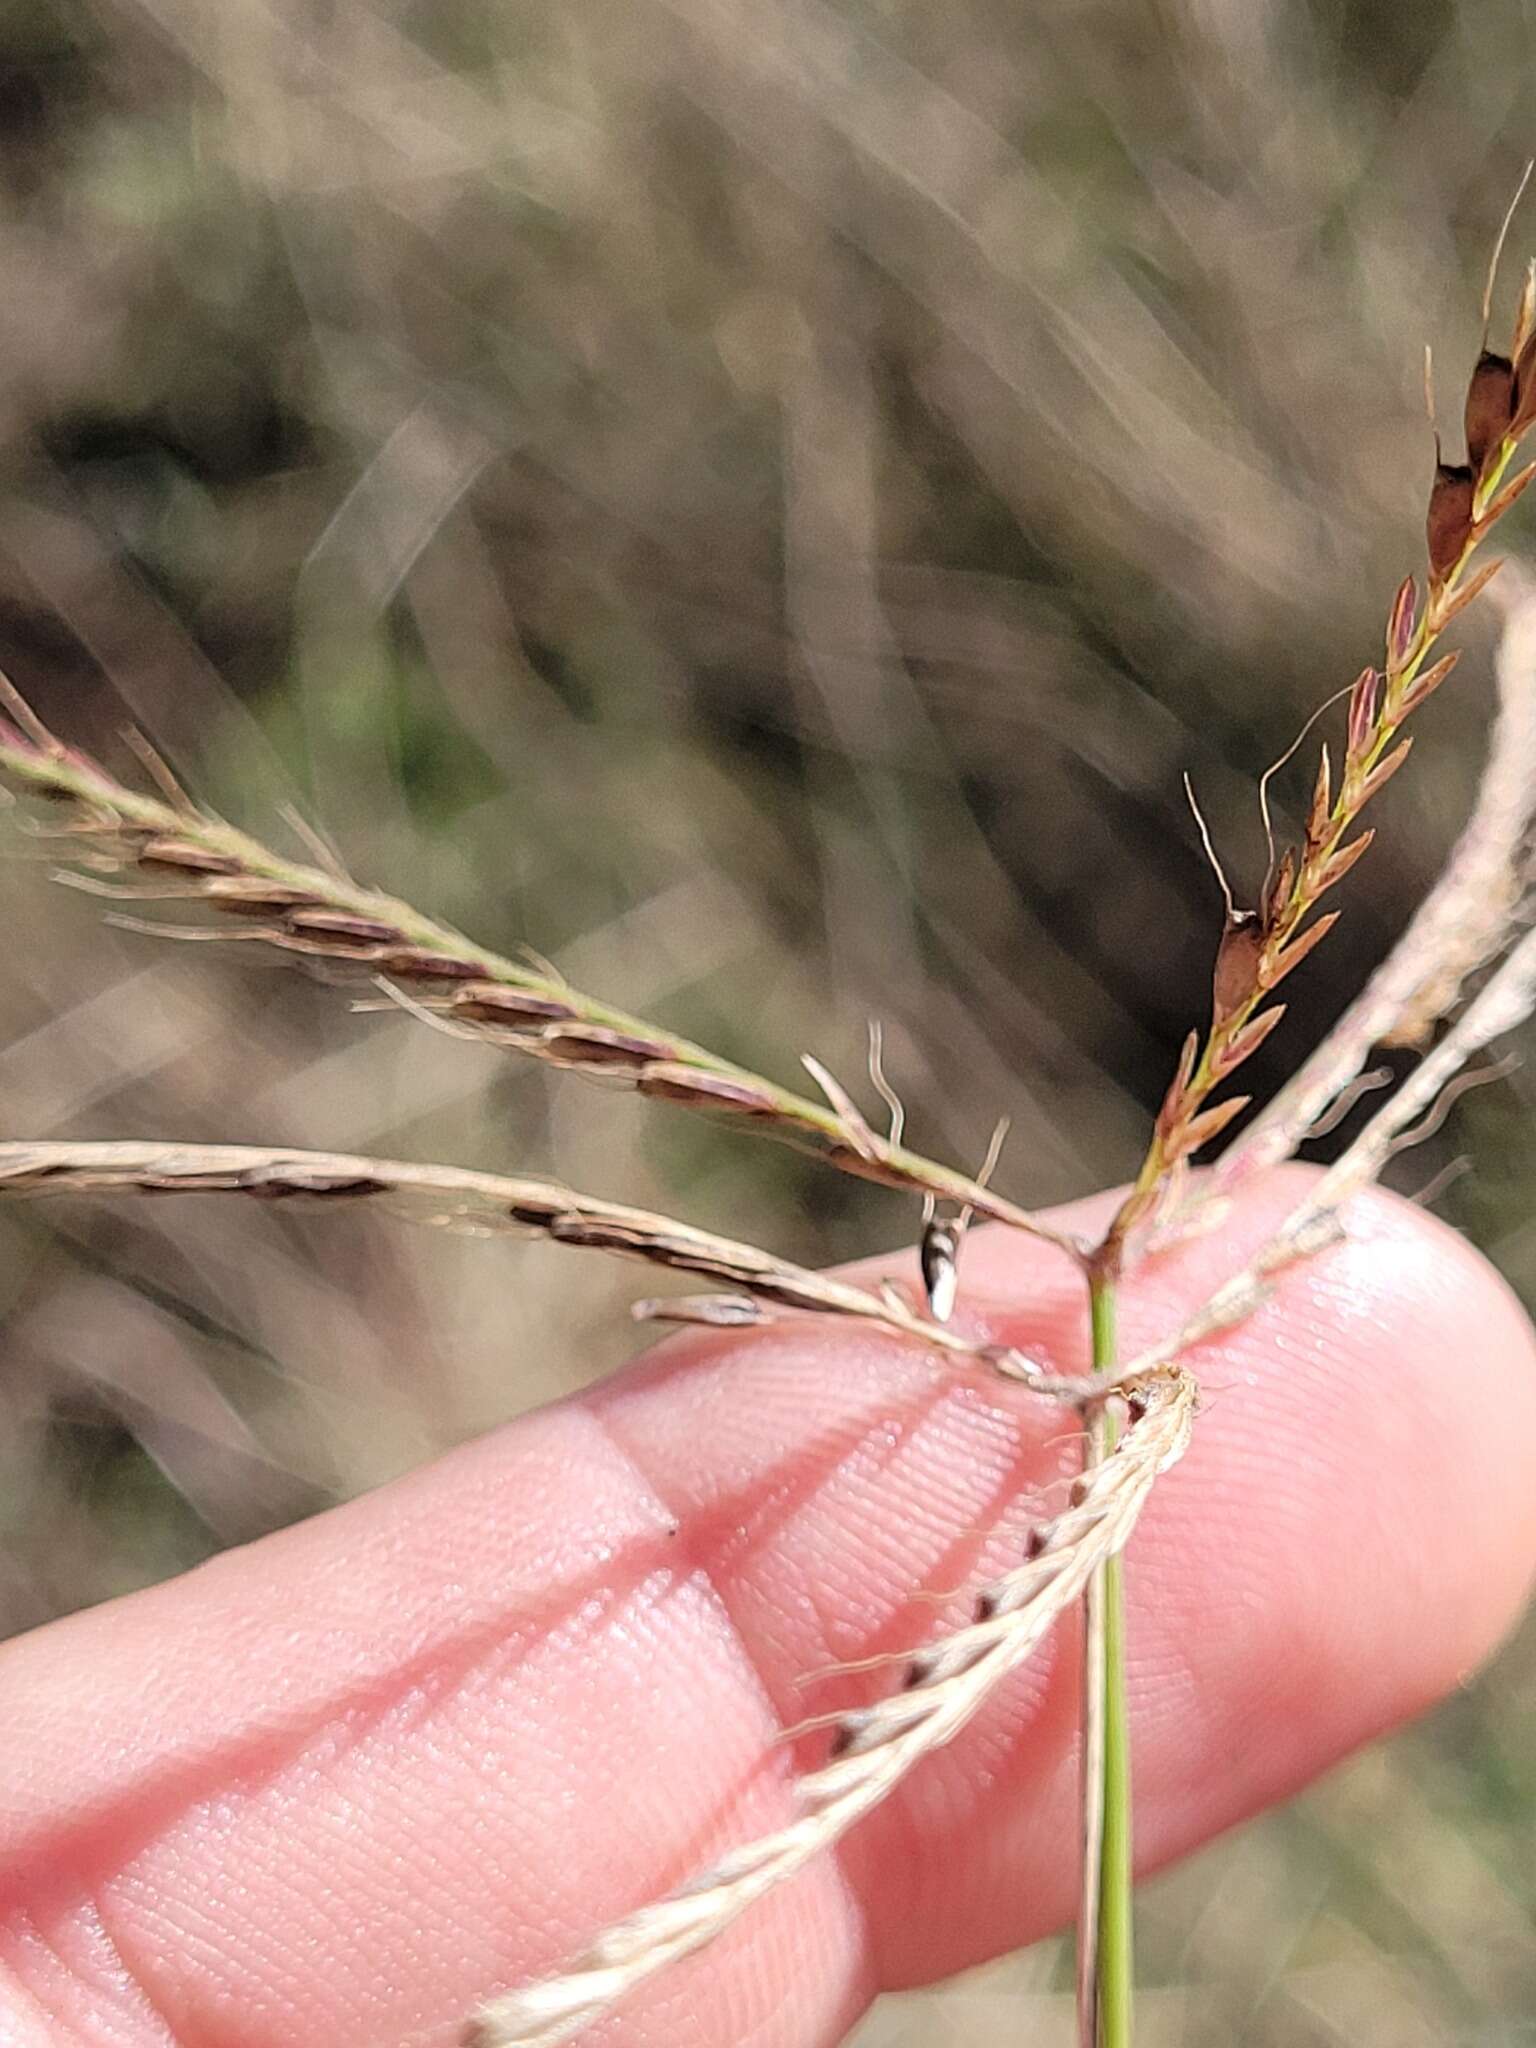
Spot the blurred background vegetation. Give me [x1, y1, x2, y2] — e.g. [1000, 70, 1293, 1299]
[1, 0, 1534, 2040]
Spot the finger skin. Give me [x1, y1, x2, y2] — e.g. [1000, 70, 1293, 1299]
[0, 1169, 1533, 2048]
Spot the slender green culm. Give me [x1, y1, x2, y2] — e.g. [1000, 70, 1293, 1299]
[1089, 1275, 1133, 2048]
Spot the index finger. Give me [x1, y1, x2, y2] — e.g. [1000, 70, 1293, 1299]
[1, 1164, 1533, 2048]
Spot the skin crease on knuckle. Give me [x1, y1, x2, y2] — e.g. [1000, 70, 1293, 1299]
[0, 1167, 1533, 2047]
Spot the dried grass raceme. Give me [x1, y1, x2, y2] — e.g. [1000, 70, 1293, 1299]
[5, 234, 1536, 2048]
[0, 1139, 1076, 1394]
[0, 676, 1082, 1265]
[464, 1366, 1196, 2048]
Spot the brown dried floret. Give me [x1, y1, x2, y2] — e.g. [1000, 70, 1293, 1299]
[1479, 459, 1536, 527]
[1211, 909, 1263, 1026]
[1261, 909, 1340, 990]
[1351, 736, 1414, 810]
[1210, 1003, 1285, 1080]
[1345, 667, 1380, 764]
[203, 878, 322, 916]
[1262, 851, 1295, 933]
[376, 947, 488, 982]
[450, 982, 578, 1024]
[1426, 457, 1476, 584]
[1305, 750, 1332, 850]
[246, 1170, 390, 1198]
[137, 838, 241, 875]
[283, 908, 402, 950]
[1310, 829, 1374, 897]
[635, 1065, 780, 1113]
[1165, 1093, 1250, 1165]
[1435, 559, 1505, 630]
[1465, 349, 1516, 476]
[540, 1023, 677, 1068]
[1386, 576, 1418, 671]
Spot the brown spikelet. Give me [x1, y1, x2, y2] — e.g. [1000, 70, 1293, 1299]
[1515, 262, 1536, 360]
[1167, 1094, 1250, 1164]
[1345, 667, 1380, 762]
[137, 838, 241, 875]
[1352, 735, 1414, 809]
[1304, 749, 1332, 852]
[632, 1294, 770, 1329]
[1427, 458, 1476, 584]
[1171, 1027, 1199, 1095]
[1386, 576, 1418, 671]
[1478, 458, 1536, 528]
[1211, 1003, 1286, 1079]
[1212, 910, 1263, 1025]
[1155, 1031, 1200, 1141]
[1262, 850, 1296, 933]
[1466, 351, 1516, 477]
[285, 908, 403, 948]
[541, 1023, 677, 1068]
[378, 948, 488, 982]
[451, 984, 578, 1024]
[1311, 829, 1374, 897]
[1435, 559, 1504, 630]
[1262, 909, 1341, 990]
[821, 1140, 935, 1190]
[1512, 326, 1536, 437]
[1397, 650, 1462, 716]
[204, 877, 322, 916]
[636, 1065, 781, 1113]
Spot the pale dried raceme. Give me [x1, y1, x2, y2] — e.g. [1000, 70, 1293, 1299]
[1306, 915, 1536, 1207]
[464, 1365, 1196, 2048]
[0, 682, 1083, 1265]
[0, 1139, 1073, 1391]
[1210, 572, 1536, 1205]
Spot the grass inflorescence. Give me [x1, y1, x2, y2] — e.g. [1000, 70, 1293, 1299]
[1101, 287, 1536, 1272]
[6, 216, 1536, 2048]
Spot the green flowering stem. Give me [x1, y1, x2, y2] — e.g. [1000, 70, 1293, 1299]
[1079, 1270, 1133, 2048]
